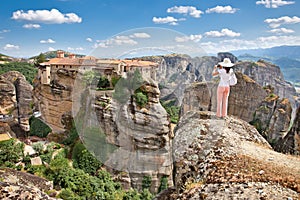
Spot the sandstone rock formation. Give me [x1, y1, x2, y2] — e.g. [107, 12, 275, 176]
[0, 168, 55, 200]
[0, 71, 33, 135]
[74, 77, 173, 193]
[33, 68, 75, 133]
[234, 60, 297, 107]
[157, 111, 300, 199]
[180, 72, 268, 123]
[275, 106, 300, 154]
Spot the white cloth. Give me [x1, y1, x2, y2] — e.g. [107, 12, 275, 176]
[217, 68, 233, 87]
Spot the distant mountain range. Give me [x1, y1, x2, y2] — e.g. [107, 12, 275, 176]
[231, 46, 300, 83]
[231, 45, 300, 61]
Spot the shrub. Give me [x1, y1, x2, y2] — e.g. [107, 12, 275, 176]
[29, 116, 52, 138]
[134, 90, 148, 107]
[32, 142, 45, 155]
[142, 175, 152, 190]
[0, 139, 24, 166]
[161, 100, 180, 124]
[97, 76, 110, 89]
[158, 176, 168, 193]
[72, 142, 102, 175]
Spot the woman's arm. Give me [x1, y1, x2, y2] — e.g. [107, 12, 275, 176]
[212, 65, 219, 76]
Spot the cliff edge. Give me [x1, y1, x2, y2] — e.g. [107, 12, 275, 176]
[156, 111, 300, 199]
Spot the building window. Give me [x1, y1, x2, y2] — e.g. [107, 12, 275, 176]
[56, 65, 58, 68]
[63, 65, 65, 68]
[70, 66, 72, 68]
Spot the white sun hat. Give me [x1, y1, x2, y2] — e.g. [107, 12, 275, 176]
[218, 58, 234, 67]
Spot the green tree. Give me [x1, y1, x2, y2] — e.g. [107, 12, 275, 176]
[72, 142, 102, 175]
[34, 53, 46, 66]
[0, 139, 24, 167]
[134, 90, 148, 107]
[29, 116, 52, 138]
[97, 76, 110, 89]
[0, 62, 38, 84]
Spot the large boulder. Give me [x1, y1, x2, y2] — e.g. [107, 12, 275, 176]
[162, 111, 300, 199]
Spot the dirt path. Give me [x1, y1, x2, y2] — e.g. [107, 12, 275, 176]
[241, 141, 300, 175]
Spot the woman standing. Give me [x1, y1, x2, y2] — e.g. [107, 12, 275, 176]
[212, 58, 235, 118]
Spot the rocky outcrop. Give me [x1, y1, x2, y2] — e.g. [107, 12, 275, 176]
[75, 77, 173, 193]
[252, 94, 292, 144]
[159, 111, 300, 199]
[33, 69, 75, 133]
[234, 60, 297, 106]
[181, 72, 268, 123]
[275, 106, 300, 154]
[0, 168, 55, 200]
[0, 71, 33, 135]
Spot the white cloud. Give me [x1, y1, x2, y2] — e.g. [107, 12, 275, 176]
[167, 6, 203, 18]
[269, 27, 294, 34]
[206, 6, 238, 14]
[152, 16, 183, 25]
[86, 37, 93, 42]
[130, 32, 151, 39]
[0, 29, 11, 34]
[265, 16, 300, 28]
[23, 24, 41, 29]
[175, 34, 202, 42]
[67, 47, 84, 51]
[11, 8, 82, 24]
[256, 0, 295, 8]
[48, 47, 55, 51]
[199, 35, 300, 54]
[3, 44, 20, 50]
[94, 35, 138, 48]
[40, 39, 56, 44]
[204, 28, 241, 37]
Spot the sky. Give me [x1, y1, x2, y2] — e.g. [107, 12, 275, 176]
[0, 0, 300, 58]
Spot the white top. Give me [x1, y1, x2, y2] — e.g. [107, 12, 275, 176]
[217, 68, 233, 87]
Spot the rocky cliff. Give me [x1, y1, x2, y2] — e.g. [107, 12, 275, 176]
[180, 72, 268, 123]
[0, 71, 33, 136]
[155, 111, 300, 199]
[275, 106, 300, 154]
[72, 77, 174, 193]
[234, 60, 296, 101]
[33, 69, 75, 133]
[180, 72, 296, 152]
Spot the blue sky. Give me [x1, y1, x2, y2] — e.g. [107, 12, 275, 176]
[0, 0, 300, 58]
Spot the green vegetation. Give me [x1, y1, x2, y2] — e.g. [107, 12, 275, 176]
[29, 116, 52, 138]
[0, 137, 154, 199]
[34, 53, 46, 66]
[158, 176, 168, 193]
[111, 75, 121, 87]
[0, 139, 24, 168]
[97, 76, 110, 89]
[142, 175, 152, 190]
[72, 142, 102, 175]
[0, 62, 38, 84]
[161, 100, 180, 123]
[134, 89, 148, 107]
